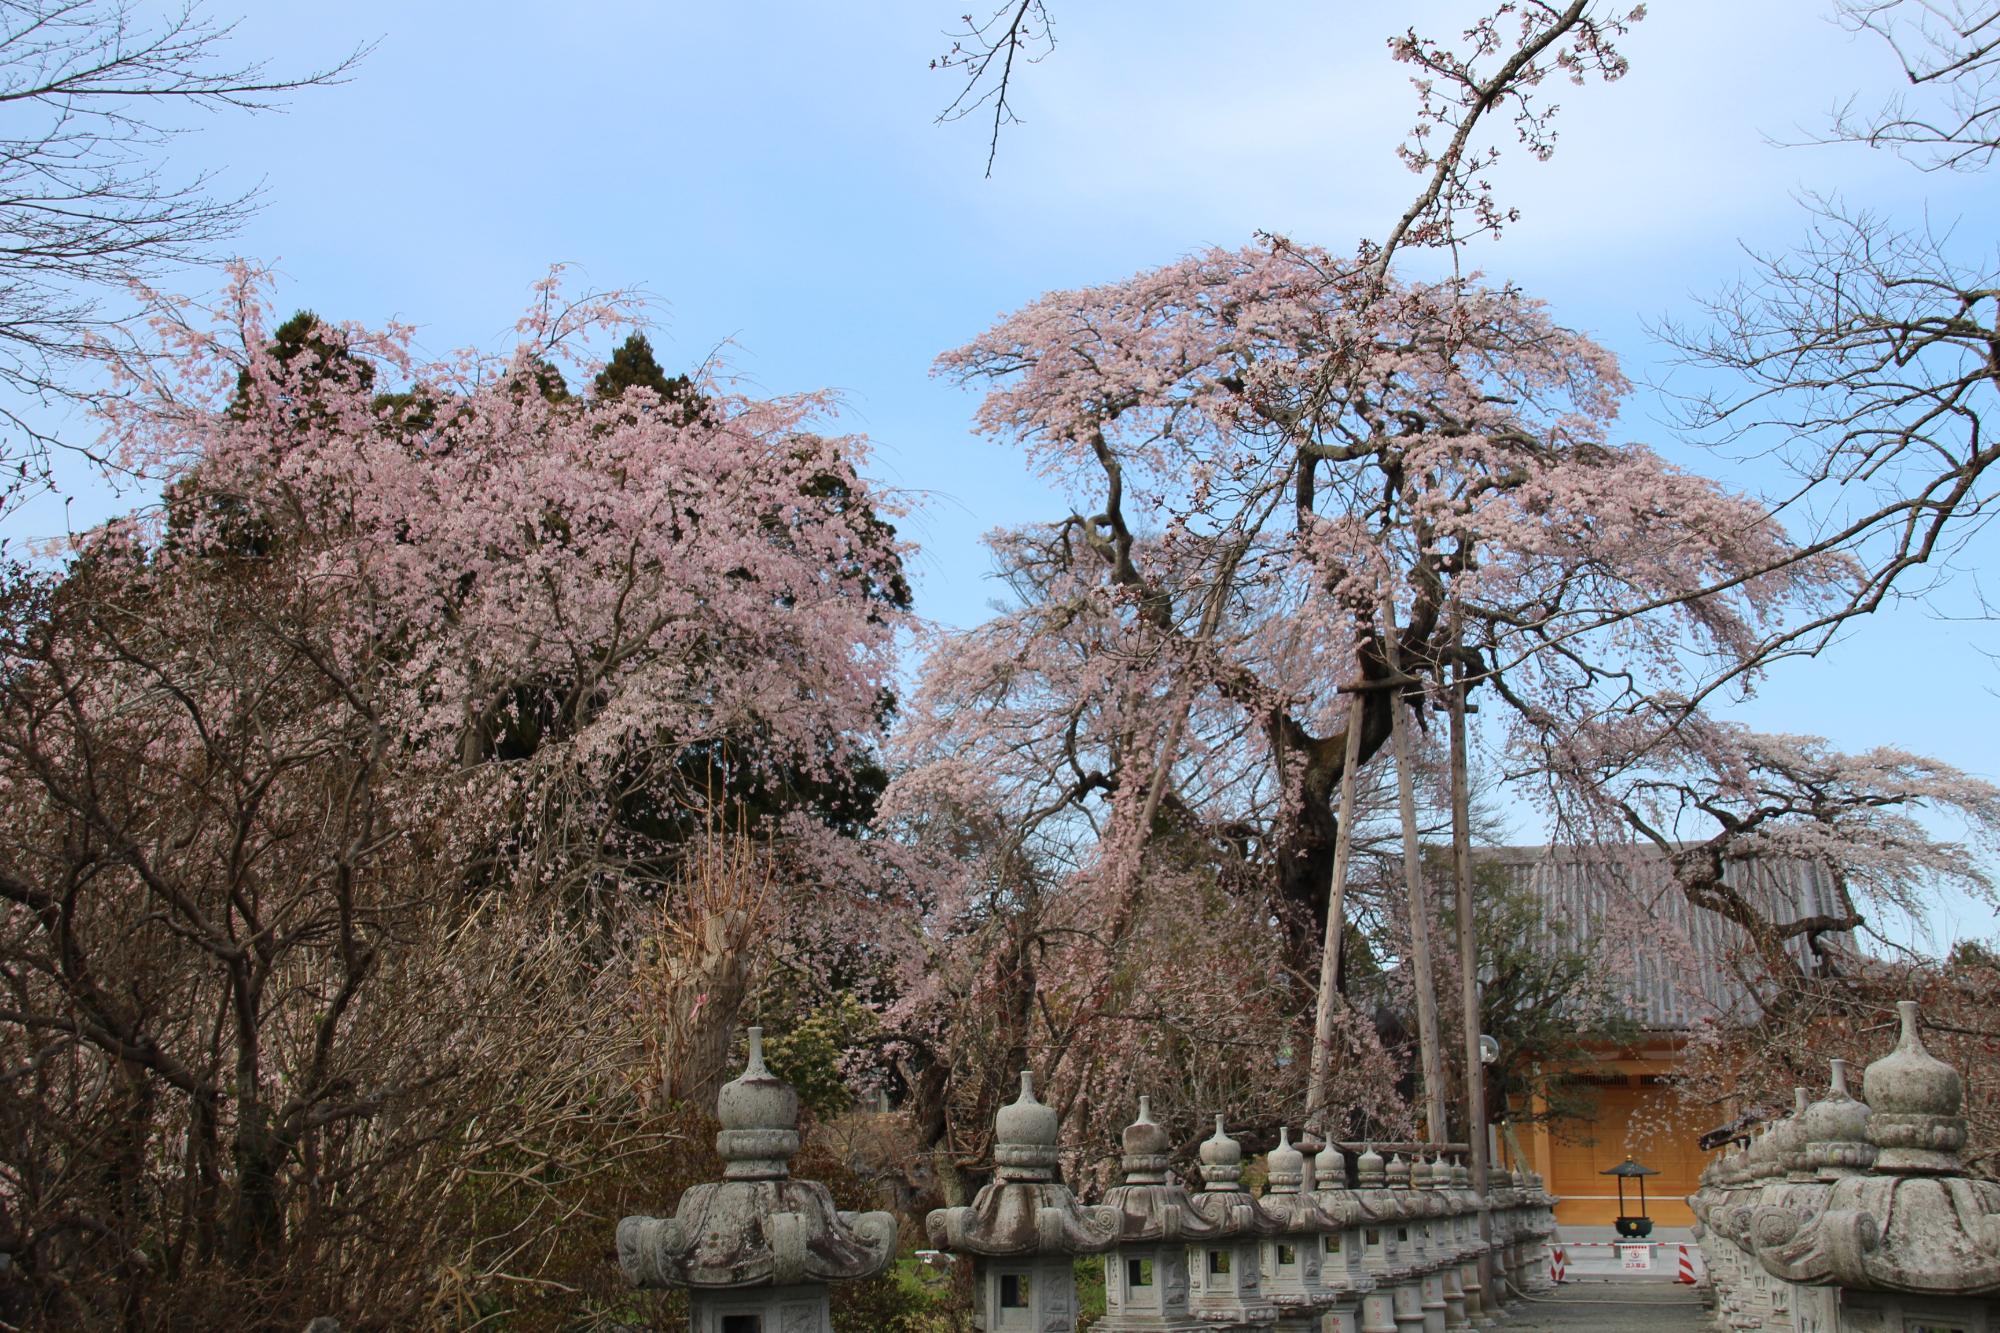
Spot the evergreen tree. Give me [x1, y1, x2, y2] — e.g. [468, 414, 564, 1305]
[591, 332, 710, 427]
[229, 310, 374, 420]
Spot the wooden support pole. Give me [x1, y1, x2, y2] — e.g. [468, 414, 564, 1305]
[1450, 636, 1498, 1305]
[1306, 686, 1367, 1136]
[1380, 589, 1449, 1145]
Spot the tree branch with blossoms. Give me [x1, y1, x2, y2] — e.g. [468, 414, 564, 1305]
[1375, 0, 1644, 282]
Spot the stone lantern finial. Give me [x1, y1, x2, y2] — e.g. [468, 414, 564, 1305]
[1863, 999, 1967, 1173]
[1120, 1095, 1172, 1185]
[1748, 1123, 1782, 1180]
[1772, 1086, 1814, 1180]
[1385, 1151, 1412, 1189]
[715, 1026, 799, 1180]
[1802, 1057, 1876, 1178]
[1266, 1126, 1305, 1194]
[1199, 1114, 1243, 1191]
[995, 1068, 1061, 1182]
[1315, 1138, 1348, 1190]
[1356, 1143, 1386, 1189]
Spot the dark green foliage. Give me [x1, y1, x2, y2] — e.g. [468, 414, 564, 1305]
[592, 332, 711, 427]
[509, 355, 571, 403]
[760, 995, 882, 1120]
[1463, 861, 1643, 1135]
[370, 384, 443, 433]
[169, 311, 379, 559]
[796, 457, 914, 616]
[1949, 938, 2000, 973]
[228, 310, 374, 420]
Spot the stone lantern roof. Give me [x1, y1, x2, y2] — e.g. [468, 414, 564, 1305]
[1101, 1096, 1224, 1242]
[1261, 1125, 1354, 1235]
[1186, 1114, 1278, 1236]
[617, 1028, 895, 1290]
[1257, 1136, 1358, 1237]
[926, 1071, 1119, 1256]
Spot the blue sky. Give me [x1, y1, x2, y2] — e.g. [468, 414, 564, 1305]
[14, 1, 1999, 946]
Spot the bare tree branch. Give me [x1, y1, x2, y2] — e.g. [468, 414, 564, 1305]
[1831, 0, 2000, 169]
[931, 1, 1052, 178]
[0, 0, 369, 512]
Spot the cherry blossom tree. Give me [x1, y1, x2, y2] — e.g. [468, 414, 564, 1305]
[876, 744, 1415, 1201]
[881, 232, 1790, 1168]
[104, 269, 910, 910]
[891, 225, 2000, 1168]
[1532, 713, 2000, 992]
[922, 238, 1828, 957]
[0, 269, 913, 1320]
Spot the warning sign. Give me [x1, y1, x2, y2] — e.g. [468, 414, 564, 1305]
[1619, 1245, 1653, 1271]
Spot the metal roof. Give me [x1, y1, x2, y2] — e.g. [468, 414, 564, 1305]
[1478, 845, 1852, 1031]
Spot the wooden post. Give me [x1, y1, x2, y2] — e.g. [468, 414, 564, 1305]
[1306, 687, 1367, 1135]
[1379, 589, 1449, 1144]
[1450, 639, 1498, 1305]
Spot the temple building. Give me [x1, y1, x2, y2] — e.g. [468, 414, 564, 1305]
[1482, 845, 1855, 1227]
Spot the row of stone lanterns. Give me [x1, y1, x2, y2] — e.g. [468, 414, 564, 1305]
[1689, 1001, 2000, 1333]
[928, 1074, 1557, 1333]
[616, 1030, 1558, 1332]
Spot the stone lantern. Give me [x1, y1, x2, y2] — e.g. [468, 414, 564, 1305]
[616, 1027, 896, 1333]
[1183, 1115, 1279, 1329]
[1370, 1153, 1420, 1333]
[928, 1070, 1120, 1332]
[1420, 1156, 1469, 1333]
[1307, 1139, 1377, 1333]
[1443, 1157, 1489, 1330]
[1352, 1146, 1420, 1333]
[1708, 1002, 2000, 1333]
[1098, 1096, 1220, 1331]
[1253, 1127, 1332, 1332]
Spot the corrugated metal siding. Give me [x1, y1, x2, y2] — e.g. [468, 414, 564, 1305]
[1479, 846, 1852, 1031]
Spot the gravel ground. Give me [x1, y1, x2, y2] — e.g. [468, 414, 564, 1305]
[1496, 1280, 1713, 1332]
